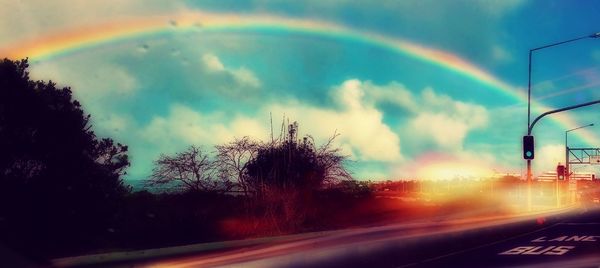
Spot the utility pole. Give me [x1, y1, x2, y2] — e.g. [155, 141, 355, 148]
[525, 32, 600, 211]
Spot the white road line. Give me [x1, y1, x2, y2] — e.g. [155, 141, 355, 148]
[556, 222, 600, 225]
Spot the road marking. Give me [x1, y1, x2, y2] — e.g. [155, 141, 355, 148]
[556, 222, 600, 225]
[498, 234, 599, 256]
[499, 246, 574, 255]
[531, 235, 599, 242]
[544, 246, 574, 255]
[398, 223, 562, 267]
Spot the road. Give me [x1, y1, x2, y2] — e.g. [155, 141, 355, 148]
[418, 207, 600, 267]
[122, 206, 599, 268]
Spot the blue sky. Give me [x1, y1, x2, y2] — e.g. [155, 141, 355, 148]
[2, 0, 600, 181]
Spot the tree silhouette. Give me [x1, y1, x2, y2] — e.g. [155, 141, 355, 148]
[246, 122, 352, 195]
[244, 122, 352, 230]
[147, 145, 231, 193]
[312, 132, 353, 186]
[215, 136, 260, 196]
[0, 58, 130, 257]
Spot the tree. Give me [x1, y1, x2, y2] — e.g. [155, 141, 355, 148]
[312, 132, 353, 186]
[244, 122, 352, 230]
[245, 123, 352, 195]
[0, 58, 130, 256]
[214, 136, 260, 196]
[147, 145, 230, 193]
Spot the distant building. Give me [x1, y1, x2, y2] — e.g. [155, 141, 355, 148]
[536, 171, 596, 181]
[491, 173, 521, 179]
[536, 171, 558, 182]
[569, 172, 596, 181]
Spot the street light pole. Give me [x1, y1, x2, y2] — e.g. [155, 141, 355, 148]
[525, 32, 600, 211]
[527, 33, 600, 130]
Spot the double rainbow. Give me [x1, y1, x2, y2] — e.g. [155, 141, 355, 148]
[1, 11, 596, 145]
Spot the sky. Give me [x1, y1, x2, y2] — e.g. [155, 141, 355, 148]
[2, 0, 600, 182]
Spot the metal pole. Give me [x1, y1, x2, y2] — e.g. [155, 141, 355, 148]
[527, 49, 533, 212]
[529, 100, 600, 134]
[527, 159, 532, 211]
[564, 130, 570, 207]
[565, 132, 569, 181]
[556, 165, 560, 208]
[525, 32, 599, 212]
[525, 49, 535, 212]
[528, 50, 532, 129]
[527, 49, 532, 212]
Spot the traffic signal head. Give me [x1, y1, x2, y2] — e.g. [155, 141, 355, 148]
[523, 135, 534, 160]
[557, 165, 565, 180]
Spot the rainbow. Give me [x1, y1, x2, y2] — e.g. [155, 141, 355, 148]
[1, 11, 597, 145]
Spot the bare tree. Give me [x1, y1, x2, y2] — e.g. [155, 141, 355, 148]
[311, 132, 353, 186]
[214, 136, 260, 196]
[146, 145, 229, 193]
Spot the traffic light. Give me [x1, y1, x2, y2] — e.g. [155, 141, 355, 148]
[557, 165, 565, 180]
[523, 135, 534, 160]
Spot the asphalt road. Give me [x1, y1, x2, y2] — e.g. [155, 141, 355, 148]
[135, 206, 600, 268]
[416, 207, 600, 268]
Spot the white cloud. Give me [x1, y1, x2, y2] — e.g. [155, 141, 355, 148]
[339, 80, 496, 177]
[268, 79, 403, 162]
[131, 78, 493, 179]
[200, 53, 261, 88]
[400, 87, 489, 151]
[364, 81, 419, 112]
[29, 60, 139, 110]
[411, 113, 470, 149]
[140, 79, 403, 162]
[202, 53, 225, 72]
[265, 79, 489, 162]
[141, 104, 268, 152]
[232, 68, 261, 88]
[336, 79, 365, 110]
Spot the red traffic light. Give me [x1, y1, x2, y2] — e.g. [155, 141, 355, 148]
[557, 164, 565, 180]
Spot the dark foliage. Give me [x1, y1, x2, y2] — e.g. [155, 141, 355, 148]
[246, 122, 351, 195]
[112, 190, 240, 250]
[0, 58, 130, 258]
[243, 122, 353, 231]
[246, 139, 325, 193]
